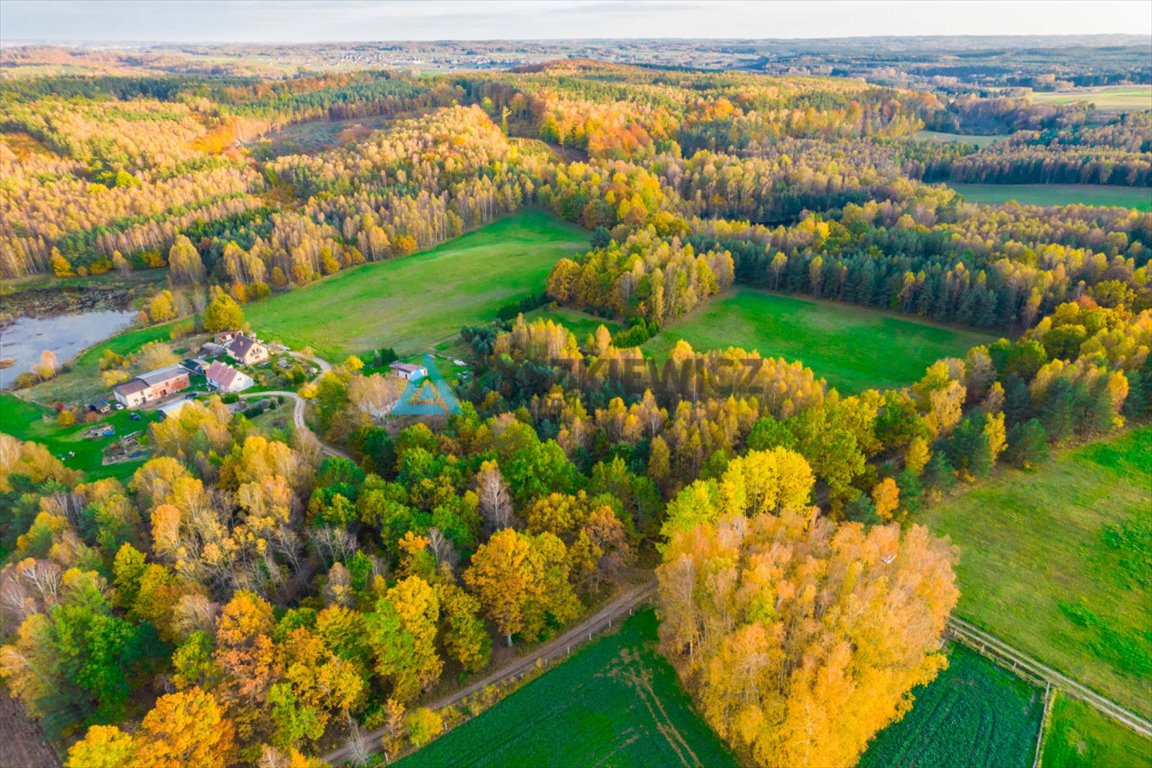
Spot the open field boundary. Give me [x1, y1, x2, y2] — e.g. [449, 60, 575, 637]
[321, 580, 657, 766]
[946, 616, 1152, 738]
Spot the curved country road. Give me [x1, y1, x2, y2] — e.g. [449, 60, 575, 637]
[238, 351, 350, 460]
[320, 579, 657, 766]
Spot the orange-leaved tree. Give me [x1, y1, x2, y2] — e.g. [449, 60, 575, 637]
[656, 448, 958, 768]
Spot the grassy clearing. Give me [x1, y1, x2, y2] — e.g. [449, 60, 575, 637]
[522, 305, 621, 344]
[1040, 693, 1152, 768]
[397, 609, 739, 768]
[642, 289, 997, 393]
[951, 183, 1152, 211]
[914, 130, 1004, 147]
[247, 210, 590, 361]
[1029, 85, 1152, 112]
[919, 427, 1152, 718]
[859, 643, 1044, 768]
[0, 393, 149, 482]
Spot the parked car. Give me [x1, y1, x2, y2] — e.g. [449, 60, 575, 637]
[130, 412, 142, 421]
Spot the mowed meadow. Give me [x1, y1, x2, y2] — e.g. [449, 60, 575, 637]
[396, 611, 739, 768]
[246, 210, 590, 360]
[950, 183, 1152, 211]
[920, 426, 1152, 718]
[642, 289, 998, 392]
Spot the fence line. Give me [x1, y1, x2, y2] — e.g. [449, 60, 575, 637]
[946, 616, 1151, 738]
[1031, 682, 1053, 768]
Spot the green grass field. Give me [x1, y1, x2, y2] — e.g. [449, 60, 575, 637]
[914, 130, 1004, 147]
[1040, 693, 1152, 768]
[397, 609, 740, 768]
[0, 393, 149, 482]
[951, 183, 1152, 211]
[859, 644, 1044, 768]
[247, 210, 590, 361]
[920, 427, 1152, 718]
[641, 289, 997, 393]
[1029, 85, 1152, 112]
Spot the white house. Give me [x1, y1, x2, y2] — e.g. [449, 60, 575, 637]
[390, 362, 427, 381]
[205, 360, 254, 393]
[227, 335, 270, 366]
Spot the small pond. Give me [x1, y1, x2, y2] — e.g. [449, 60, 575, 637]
[0, 310, 136, 388]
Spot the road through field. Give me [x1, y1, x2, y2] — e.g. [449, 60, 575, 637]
[320, 579, 657, 766]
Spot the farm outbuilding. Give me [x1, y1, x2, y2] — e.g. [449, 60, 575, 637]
[390, 362, 427, 381]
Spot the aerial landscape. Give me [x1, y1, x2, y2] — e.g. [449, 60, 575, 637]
[0, 1, 1150, 767]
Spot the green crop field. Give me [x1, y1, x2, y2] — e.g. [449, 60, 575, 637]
[859, 644, 1044, 768]
[920, 427, 1152, 718]
[914, 130, 1004, 147]
[951, 183, 1152, 211]
[0, 393, 150, 482]
[642, 289, 997, 393]
[1029, 85, 1152, 112]
[247, 210, 590, 361]
[1040, 693, 1152, 768]
[397, 609, 740, 768]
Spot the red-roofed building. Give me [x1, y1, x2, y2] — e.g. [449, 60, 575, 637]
[205, 360, 254, 393]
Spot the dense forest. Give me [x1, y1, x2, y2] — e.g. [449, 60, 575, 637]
[1, 55, 1150, 768]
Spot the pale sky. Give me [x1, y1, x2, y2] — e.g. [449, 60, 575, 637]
[2, 0, 1151, 44]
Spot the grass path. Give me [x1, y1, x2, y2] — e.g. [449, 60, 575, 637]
[247, 210, 589, 361]
[919, 427, 1152, 718]
[643, 288, 997, 392]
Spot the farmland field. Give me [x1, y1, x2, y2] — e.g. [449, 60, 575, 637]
[920, 427, 1152, 718]
[1040, 693, 1152, 768]
[950, 183, 1152, 211]
[1028, 85, 1152, 112]
[247, 209, 590, 361]
[396, 609, 740, 768]
[642, 289, 998, 392]
[914, 130, 1004, 147]
[858, 644, 1044, 768]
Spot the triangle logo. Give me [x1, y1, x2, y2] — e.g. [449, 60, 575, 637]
[392, 354, 462, 416]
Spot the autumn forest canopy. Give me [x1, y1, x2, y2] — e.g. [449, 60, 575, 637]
[0, 39, 1150, 768]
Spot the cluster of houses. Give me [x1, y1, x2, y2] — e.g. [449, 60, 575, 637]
[111, 331, 270, 414]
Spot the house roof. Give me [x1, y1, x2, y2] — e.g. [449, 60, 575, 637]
[113, 379, 147, 397]
[157, 399, 191, 418]
[138, 365, 188, 387]
[229, 335, 263, 359]
[206, 359, 244, 389]
[391, 362, 427, 375]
